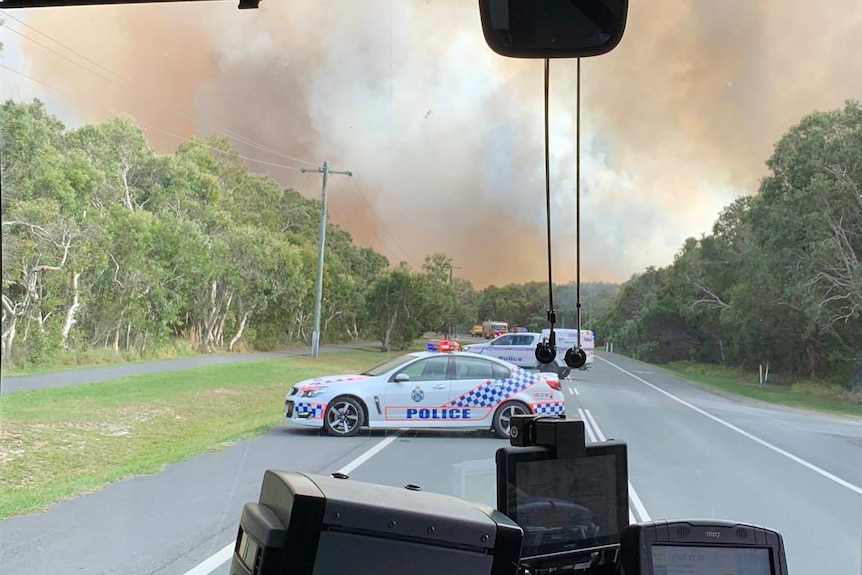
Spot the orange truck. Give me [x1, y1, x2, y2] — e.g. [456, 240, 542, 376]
[481, 320, 509, 339]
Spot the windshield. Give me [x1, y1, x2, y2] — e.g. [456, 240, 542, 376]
[1, 3, 861, 575]
[361, 354, 419, 376]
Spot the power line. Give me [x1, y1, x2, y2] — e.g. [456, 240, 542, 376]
[330, 176, 411, 263]
[0, 64, 303, 171]
[0, 13, 316, 167]
[342, 176, 413, 263]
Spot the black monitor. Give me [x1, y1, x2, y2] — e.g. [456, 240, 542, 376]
[618, 520, 789, 575]
[496, 441, 628, 560]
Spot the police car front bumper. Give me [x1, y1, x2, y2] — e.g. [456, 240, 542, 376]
[284, 399, 323, 428]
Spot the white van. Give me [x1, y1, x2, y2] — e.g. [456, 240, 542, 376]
[540, 329, 595, 371]
[462, 329, 594, 378]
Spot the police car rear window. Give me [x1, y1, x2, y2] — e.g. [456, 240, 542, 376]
[493, 363, 512, 380]
[454, 356, 494, 380]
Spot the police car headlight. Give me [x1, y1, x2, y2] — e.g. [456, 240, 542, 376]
[300, 386, 329, 398]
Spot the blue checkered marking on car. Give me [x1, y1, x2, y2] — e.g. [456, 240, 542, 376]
[533, 402, 565, 415]
[448, 367, 539, 408]
[295, 402, 324, 418]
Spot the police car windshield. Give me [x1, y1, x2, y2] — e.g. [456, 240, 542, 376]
[361, 353, 422, 376]
[1, 3, 861, 575]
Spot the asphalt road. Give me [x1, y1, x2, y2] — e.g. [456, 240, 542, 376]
[0, 342, 379, 394]
[1, 352, 861, 574]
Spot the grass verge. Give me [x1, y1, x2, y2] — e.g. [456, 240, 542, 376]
[660, 361, 862, 418]
[0, 347, 410, 519]
[0, 343, 202, 377]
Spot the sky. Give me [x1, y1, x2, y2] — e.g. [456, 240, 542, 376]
[1, 0, 861, 288]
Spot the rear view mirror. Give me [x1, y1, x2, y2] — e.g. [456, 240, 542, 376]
[478, 0, 628, 59]
[394, 373, 410, 383]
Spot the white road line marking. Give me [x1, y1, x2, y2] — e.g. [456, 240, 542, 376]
[337, 432, 402, 475]
[182, 431, 403, 575]
[629, 482, 652, 522]
[577, 408, 597, 443]
[583, 409, 605, 441]
[573, 387, 579, 395]
[582, 408, 652, 522]
[596, 355, 862, 497]
[182, 544, 234, 575]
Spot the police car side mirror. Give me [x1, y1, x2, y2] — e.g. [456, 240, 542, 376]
[394, 373, 410, 383]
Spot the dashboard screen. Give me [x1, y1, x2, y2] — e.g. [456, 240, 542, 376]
[651, 545, 772, 575]
[512, 454, 619, 556]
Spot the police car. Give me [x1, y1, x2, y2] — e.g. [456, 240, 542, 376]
[462, 329, 595, 378]
[284, 350, 565, 438]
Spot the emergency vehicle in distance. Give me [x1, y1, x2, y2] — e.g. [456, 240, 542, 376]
[463, 329, 595, 378]
[481, 320, 509, 338]
[284, 350, 565, 438]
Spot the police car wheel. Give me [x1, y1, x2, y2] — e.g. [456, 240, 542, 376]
[323, 396, 365, 437]
[493, 400, 529, 439]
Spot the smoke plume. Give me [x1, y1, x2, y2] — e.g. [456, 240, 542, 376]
[14, 0, 862, 286]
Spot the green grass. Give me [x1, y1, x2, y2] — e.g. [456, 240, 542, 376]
[0, 347, 411, 519]
[0, 343, 202, 377]
[660, 361, 862, 418]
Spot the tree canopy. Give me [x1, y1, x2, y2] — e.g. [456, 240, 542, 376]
[4, 98, 858, 390]
[1, 99, 613, 363]
[596, 101, 862, 385]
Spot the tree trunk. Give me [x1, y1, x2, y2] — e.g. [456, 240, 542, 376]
[382, 310, 397, 352]
[22, 315, 33, 343]
[121, 164, 134, 211]
[214, 293, 232, 347]
[323, 310, 342, 335]
[804, 343, 818, 378]
[2, 318, 17, 361]
[111, 320, 120, 353]
[60, 271, 81, 349]
[229, 310, 252, 351]
[201, 279, 219, 350]
[2, 295, 20, 360]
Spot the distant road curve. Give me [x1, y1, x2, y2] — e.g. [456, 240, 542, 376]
[0, 343, 380, 394]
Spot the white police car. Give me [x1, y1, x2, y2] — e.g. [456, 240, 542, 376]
[462, 329, 595, 378]
[284, 350, 565, 438]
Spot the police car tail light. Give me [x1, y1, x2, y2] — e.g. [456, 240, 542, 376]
[540, 374, 561, 391]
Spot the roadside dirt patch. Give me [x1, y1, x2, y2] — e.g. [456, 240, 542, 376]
[115, 404, 176, 423]
[0, 428, 27, 464]
[65, 421, 131, 436]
